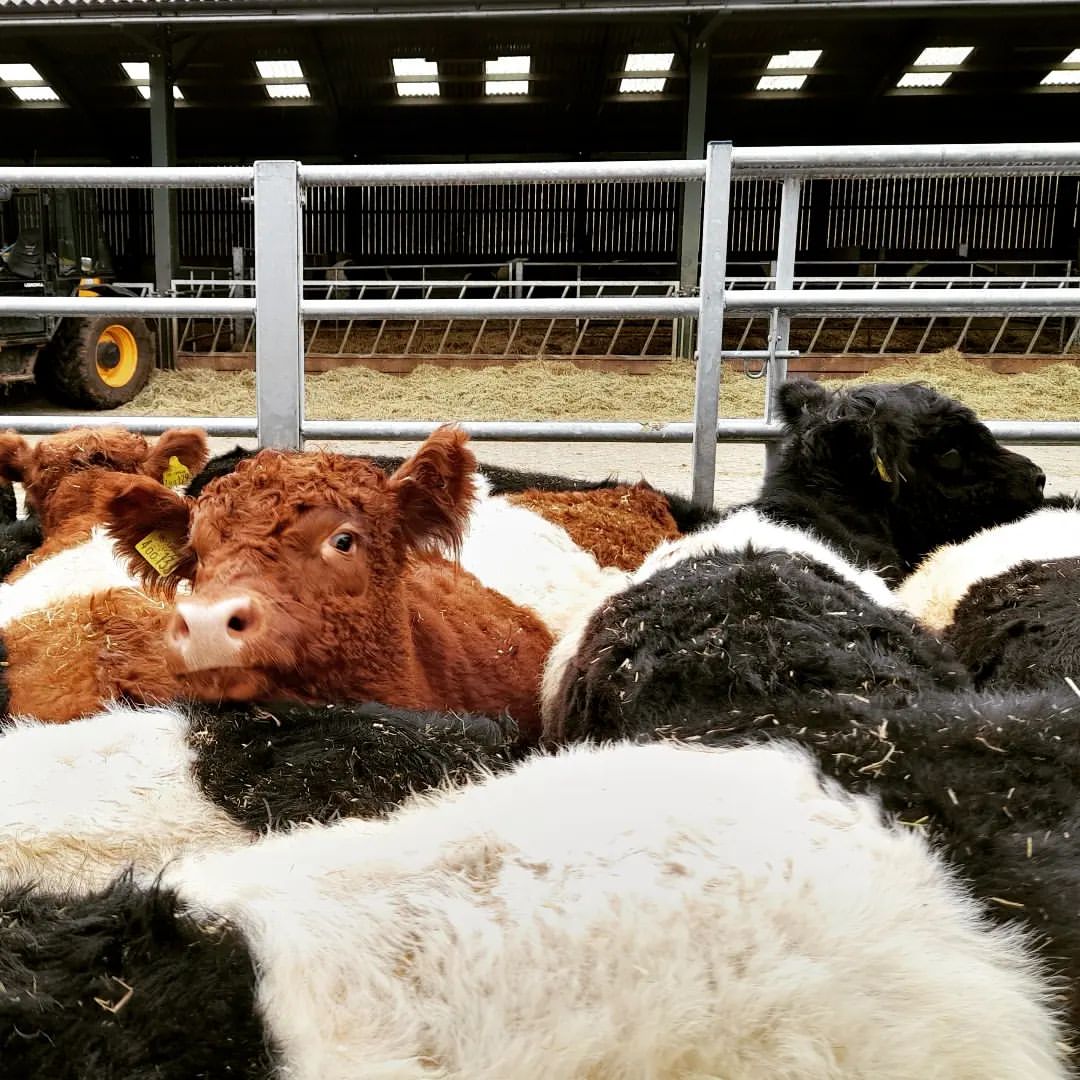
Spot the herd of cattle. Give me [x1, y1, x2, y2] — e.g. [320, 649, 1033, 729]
[1, 376, 1079, 1078]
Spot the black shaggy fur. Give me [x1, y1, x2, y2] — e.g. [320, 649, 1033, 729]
[602, 688, 1080, 1029]
[183, 444, 256, 498]
[759, 379, 1046, 582]
[0, 876, 276, 1079]
[545, 548, 968, 743]
[945, 556, 1080, 692]
[1044, 492, 1080, 510]
[0, 507, 43, 581]
[0, 480, 14, 522]
[187, 448, 714, 533]
[189, 700, 520, 830]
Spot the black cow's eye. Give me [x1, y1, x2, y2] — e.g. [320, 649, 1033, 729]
[938, 448, 963, 470]
[331, 531, 354, 553]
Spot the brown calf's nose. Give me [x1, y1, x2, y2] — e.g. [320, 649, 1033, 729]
[168, 594, 260, 673]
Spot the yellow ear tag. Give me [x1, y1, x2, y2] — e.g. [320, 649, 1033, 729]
[162, 456, 192, 489]
[874, 455, 893, 483]
[135, 531, 184, 576]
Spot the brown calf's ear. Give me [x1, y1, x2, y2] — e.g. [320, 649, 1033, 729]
[101, 473, 196, 597]
[387, 425, 477, 557]
[0, 431, 30, 484]
[144, 428, 211, 489]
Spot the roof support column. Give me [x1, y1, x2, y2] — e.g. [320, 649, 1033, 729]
[150, 41, 177, 367]
[676, 31, 710, 360]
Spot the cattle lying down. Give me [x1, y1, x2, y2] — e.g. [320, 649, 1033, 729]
[0, 426, 209, 625]
[945, 556, 1080, 691]
[459, 477, 629, 636]
[506, 482, 680, 570]
[0, 741, 1066, 1080]
[896, 505, 1080, 633]
[0, 425, 209, 564]
[191, 453, 635, 635]
[541, 506, 967, 743]
[189, 445, 713, 558]
[894, 505, 1080, 691]
[1, 429, 553, 730]
[0, 699, 516, 894]
[755, 379, 1046, 583]
[559, 688, 1080, 1035]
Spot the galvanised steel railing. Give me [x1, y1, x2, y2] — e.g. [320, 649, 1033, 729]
[173, 274, 1080, 359]
[2, 143, 1080, 508]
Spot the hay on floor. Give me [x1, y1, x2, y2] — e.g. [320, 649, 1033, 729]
[114, 351, 1080, 423]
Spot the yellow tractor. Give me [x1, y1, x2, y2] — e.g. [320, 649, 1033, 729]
[0, 185, 155, 409]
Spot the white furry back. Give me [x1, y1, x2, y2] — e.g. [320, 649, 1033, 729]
[0, 705, 248, 893]
[457, 476, 630, 636]
[0, 527, 139, 627]
[896, 507, 1080, 632]
[169, 741, 1066, 1080]
[636, 506, 897, 607]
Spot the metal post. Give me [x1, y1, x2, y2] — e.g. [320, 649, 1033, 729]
[690, 141, 733, 510]
[254, 160, 304, 450]
[676, 36, 710, 360]
[149, 47, 177, 369]
[231, 244, 247, 348]
[764, 176, 801, 473]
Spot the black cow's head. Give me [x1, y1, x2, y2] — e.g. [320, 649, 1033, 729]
[773, 379, 1045, 570]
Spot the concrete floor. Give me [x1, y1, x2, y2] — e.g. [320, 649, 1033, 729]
[4, 383, 1080, 509]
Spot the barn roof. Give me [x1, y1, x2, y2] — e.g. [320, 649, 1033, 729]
[0, 0, 1077, 163]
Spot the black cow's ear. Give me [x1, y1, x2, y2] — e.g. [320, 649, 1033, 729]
[776, 379, 830, 425]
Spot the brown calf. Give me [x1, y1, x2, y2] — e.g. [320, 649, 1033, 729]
[2, 589, 176, 722]
[507, 483, 680, 571]
[0, 426, 209, 575]
[71, 427, 552, 736]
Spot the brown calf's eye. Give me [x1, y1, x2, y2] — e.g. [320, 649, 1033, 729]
[331, 531, 354, 553]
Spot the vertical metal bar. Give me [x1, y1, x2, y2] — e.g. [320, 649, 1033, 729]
[691, 140, 733, 510]
[231, 245, 246, 350]
[372, 284, 399, 355]
[676, 35, 710, 359]
[150, 47, 178, 369]
[764, 176, 800, 473]
[254, 160, 304, 450]
[536, 286, 566, 358]
[403, 287, 427, 356]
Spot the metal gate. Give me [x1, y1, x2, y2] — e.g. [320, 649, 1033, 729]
[2, 144, 1080, 509]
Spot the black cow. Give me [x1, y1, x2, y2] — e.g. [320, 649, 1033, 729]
[756, 380, 1045, 583]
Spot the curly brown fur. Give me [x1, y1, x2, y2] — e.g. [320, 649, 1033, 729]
[2, 589, 176, 723]
[105, 433, 552, 737]
[508, 484, 680, 570]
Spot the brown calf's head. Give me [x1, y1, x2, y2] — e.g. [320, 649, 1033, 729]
[103, 426, 477, 702]
[0, 426, 209, 532]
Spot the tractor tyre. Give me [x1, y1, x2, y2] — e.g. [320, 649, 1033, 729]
[37, 316, 154, 410]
